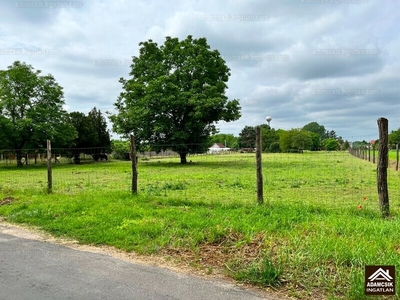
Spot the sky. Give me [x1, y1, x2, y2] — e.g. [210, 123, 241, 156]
[0, 0, 398, 141]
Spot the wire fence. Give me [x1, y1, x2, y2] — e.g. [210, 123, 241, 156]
[1, 141, 400, 212]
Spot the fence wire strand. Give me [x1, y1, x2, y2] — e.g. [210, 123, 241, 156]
[1, 143, 400, 212]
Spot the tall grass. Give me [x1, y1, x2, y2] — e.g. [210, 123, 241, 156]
[0, 152, 399, 299]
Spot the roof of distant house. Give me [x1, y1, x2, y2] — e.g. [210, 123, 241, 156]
[209, 143, 226, 148]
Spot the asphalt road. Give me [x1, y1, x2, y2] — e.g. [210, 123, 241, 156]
[0, 231, 276, 300]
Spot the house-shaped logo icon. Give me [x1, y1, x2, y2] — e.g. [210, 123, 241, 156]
[365, 265, 395, 295]
[368, 268, 393, 281]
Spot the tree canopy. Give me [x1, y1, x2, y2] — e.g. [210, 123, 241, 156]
[110, 35, 241, 163]
[0, 61, 76, 164]
[69, 107, 111, 148]
[260, 124, 279, 152]
[302, 122, 326, 139]
[68, 107, 111, 163]
[238, 125, 255, 149]
[238, 124, 279, 151]
[279, 129, 312, 152]
[324, 138, 339, 151]
[389, 128, 400, 147]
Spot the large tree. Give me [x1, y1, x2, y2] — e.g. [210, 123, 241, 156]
[0, 61, 76, 165]
[110, 35, 241, 163]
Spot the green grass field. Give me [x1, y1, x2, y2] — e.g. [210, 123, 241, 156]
[0, 152, 399, 299]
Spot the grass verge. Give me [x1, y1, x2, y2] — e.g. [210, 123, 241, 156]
[0, 152, 399, 299]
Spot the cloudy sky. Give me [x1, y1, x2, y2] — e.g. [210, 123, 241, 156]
[0, 0, 398, 141]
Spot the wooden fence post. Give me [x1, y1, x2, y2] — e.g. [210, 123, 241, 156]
[396, 143, 399, 171]
[372, 143, 376, 164]
[367, 146, 370, 161]
[47, 140, 52, 193]
[130, 134, 138, 194]
[256, 126, 263, 204]
[377, 118, 389, 217]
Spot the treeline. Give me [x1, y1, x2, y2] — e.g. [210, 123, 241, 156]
[0, 61, 110, 165]
[208, 122, 348, 153]
[210, 123, 400, 153]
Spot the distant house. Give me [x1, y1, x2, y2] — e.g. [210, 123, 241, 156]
[208, 143, 231, 153]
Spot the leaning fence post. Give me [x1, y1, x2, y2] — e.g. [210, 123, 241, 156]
[47, 139, 52, 193]
[377, 118, 389, 217]
[130, 134, 138, 194]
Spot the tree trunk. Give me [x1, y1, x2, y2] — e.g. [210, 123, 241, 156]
[179, 152, 187, 164]
[16, 150, 23, 167]
[73, 154, 81, 164]
[130, 134, 138, 194]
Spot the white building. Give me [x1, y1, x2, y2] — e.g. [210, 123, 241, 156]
[208, 143, 231, 153]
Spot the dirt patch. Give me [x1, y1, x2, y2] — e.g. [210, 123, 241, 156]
[0, 197, 16, 206]
[161, 231, 265, 271]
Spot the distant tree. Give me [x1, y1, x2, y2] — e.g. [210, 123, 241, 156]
[337, 136, 344, 146]
[68, 107, 111, 162]
[324, 138, 339, 151]
[342, 140, 350, 150]
[260, 124, 279, 152]
[237, 124, 279, 151]
[111, 140, 130, 160]
[87, 107, 111, 149]
[309, 132, 322, 151]
[209, 133, 238, 149]
[69, 112, 98, 149]
[352, 140, 368, 149]
[389, 128, 400, 147]
[302, 122, 326, 139]
[269, 142, 281, 153]
[110, 35, 241, 163]
[325, 130, 337, 139]
[279, 129, 312, 152]
[0, 61, 76, 165]
[238, 126, 255, 148]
